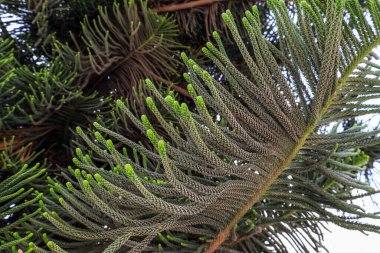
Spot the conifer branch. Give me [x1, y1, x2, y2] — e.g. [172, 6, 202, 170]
[154, 0, 225, 13]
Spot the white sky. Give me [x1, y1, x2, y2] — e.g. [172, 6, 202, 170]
[322, 47, 380, 253]
[286, 47, 380, 253]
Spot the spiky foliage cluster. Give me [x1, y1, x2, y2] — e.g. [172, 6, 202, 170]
[0, 1, 185, 251]
[0, 37, 111, 167]
[149, 0, 283, 45]
[0, 137, 45, 252]
[25, 0, 380, 252]
[53, 0, 183, 97]
[0, 0, 299, 101]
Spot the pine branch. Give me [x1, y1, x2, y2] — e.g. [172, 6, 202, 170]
[154, 0, 225, 13]
[153, 0, 292, 13]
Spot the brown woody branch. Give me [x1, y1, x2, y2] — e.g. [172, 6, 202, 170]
[153, 0, 291, 13]
[153, 0, 224, 13]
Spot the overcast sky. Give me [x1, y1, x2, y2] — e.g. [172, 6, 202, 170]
[290, 47, 380, 253]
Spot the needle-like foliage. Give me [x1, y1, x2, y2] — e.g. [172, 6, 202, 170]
[0, 137, 45, 252]
[52, 0, 183, 97]
[36, 0, 380, 252]
[0, 37, 111, 167]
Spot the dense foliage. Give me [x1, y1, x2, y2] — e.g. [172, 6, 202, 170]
[0, 0, 380, 252]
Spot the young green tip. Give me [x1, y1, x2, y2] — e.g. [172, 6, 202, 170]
[146, 96, 154, 107]
[86, 174, 94, 182]
[75, 148, 83, 157]
[72, 157, 81, 167]
[202, 71, 212, 80]
[187, 84, 196, 97]
[201, 47, 211, 57]
[21, 164, 28, 171]
[93, 121, 102, 129]
[141, 114, 148, 122]
[212, 31, 220, 39]
[183, 73, 191, 82]
[173, 101, 181, 114]
[165, 95, 175, 107]
[47, 241, 55, 248]
[94, 173, 104, 184]
[116, 99, 124, 109]
[73, 170, 81, 180]
[42, 212, 48, 218]
[194, 66, 204, 76]
[221, 12, 229, 21]
[245, 10, 252, 17]
[252, 5, 258, 13]
[180, 52, 188, 61]
[158, 140, 166, 156]
[59, 198, 64, 204]
[242, 17, 250, 27]
[82, 180, 90, 189]
[125, 164, 136, 180]
[145, 79, 154, 90]
[94, 131, 103, 141]
[181, 103, 190, 118]
[188, 59, 196, 66]
[106, 139, 115, 151]
[300, 0, 311, 9]
[66, 182, 73, 188]
[75, 126, 83, 134]
[196, 96, 206, 108]
[84, 154, 93, 164]
[67, 166, 74, 174]
[147, 129, 157, 144]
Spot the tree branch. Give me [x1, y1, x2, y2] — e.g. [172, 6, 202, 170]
[153, 0, 225, 13]
[153, 0, 291, 13]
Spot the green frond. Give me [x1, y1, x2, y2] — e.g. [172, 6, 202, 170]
[53, 0, 183, 97]
[0, 38, 111, 162]
[41, 1, 380, 252]
[0, 138, 45, 252]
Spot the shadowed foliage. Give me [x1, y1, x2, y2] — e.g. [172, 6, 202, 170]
[0, 137, 45, 252]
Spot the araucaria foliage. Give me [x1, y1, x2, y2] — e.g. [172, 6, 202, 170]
[1, 0, 380, 252]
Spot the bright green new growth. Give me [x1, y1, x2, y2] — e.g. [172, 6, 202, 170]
[41, 0, 380, 252]
[157, 140, 166, 156]
[124, 164, 136, 181]
[146, 129, 157, 146]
